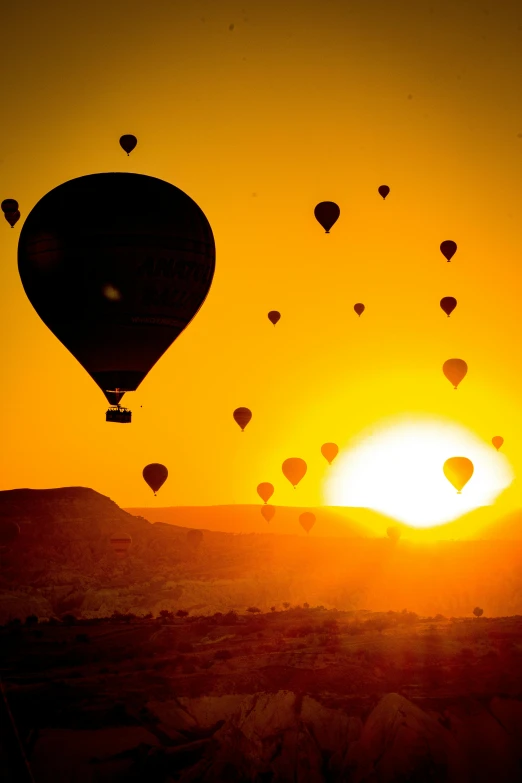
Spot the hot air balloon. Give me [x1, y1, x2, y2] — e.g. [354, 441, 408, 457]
[187, 529, 204, 548]
[1, 199, 18, 214]
[233, 407, 252, 431]
[5, 210, 20, 228]
[119, 134, 137, 155]
[314, 202, 340, 233]
[268, 311, 281, 325]
[261, 504, 276, 522]
[282, 458, 307, 488]
[354, 303, 365, 317]
[442, 358, 467, 389]
[440, 240, 457, 262]
[257, 482, 274, 504]
[440, 297, 457, 317]
[387, 526, 401, 543]
[378, 185, 390, 200]
[18, 173, 215, 423]
[321, 443, 339, 465]
[492, 436, 504, 451]
[143, 463, 168, 496]
[0, 520, 20, 546]
[299, 512, 315, 533]
[110, 532, 132, 557]
[443, 457, 474, 493]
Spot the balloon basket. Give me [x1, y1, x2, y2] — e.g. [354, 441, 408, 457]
[106, 406, 132, 423]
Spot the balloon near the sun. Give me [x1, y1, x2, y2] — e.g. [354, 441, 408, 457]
[324, 416, 513, 528]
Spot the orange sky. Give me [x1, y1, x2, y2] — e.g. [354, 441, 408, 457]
[2, 0, 522, 518]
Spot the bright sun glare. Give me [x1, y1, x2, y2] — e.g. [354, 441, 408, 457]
[324, 416, 514, 528]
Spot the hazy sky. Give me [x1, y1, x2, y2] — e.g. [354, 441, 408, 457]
[2, 0, 522, 515]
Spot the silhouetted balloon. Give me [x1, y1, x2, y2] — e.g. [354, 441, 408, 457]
[492, 436, 504, 451]
[443, 457, 474, 493]
[321, 443, 339, 465]
[261, 504, 276, 522]
[257, 482, 274, 503]
[0, 520, 19, 546]
[106, 390, 125, 406]
[440, 297, 457, 317]
[387, 526, 401, 543]
[5, 210, 20, 228]
[268, 311, 281, 325]
[109, 532, 132, 557]
[354, 303, 365, 317]
[282, 458, 307, 488]
[18, 174, 215, 416]
[314, 202, 340, 233]
[442, 358, 467, 389]
[299, 512, 316, 533]
[233, 407, 252, 431]
[1, 199, 18, 213]
[378, 185, 390, 200]
[440, 240, 457, 261]
[187, 529, 203, 548]
[119, 134, 137, 155]
[143, 463, 168, 496]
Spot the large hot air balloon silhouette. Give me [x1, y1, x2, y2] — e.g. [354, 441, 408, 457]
[492, 436, 504, 451]
[354, 303, 365, 317]
[440, 297, 457, 317]
[261, 504, 276, 522]
[442, 358, 467, 389]
[119, 135, 137, 155]
[314, 202, 340, 233]
[18, 173, 215, 422]
[233, 407, 252, 431]
[143, 463, 168, 496]
[321, 443, 339, 465]
[378, 185, 390, 200]
[299, 512, 316, 533]
[109, 532, 132, 557]
[440, 240, 457, 262]
[268, 311, 281, 326]
[0, 520, 20, 546]
[443, 457, 474, 493]
[282, 458, 307, 488]
[257, 482, 274, 504]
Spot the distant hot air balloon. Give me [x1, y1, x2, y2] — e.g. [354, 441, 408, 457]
[268, 311, 281, 326]
[387, 526, 401, 543]
[282, 458, 307, 488]
[143, 463, 168, 496]
[110, 532, 132, 557]
[314, 202, 340, 233]
[261, 504, 276, 522]
[119, 134, 137, 155]
[5, 210, 20, 228]
[187, 529, 204, 548]
[492, 436, 504, 451]
[1, 199, 18, 214]
[299, 512, 316, 533]
[440, 240, 457, 262]
[18, 174, 215, 422]
[233, 407, 252, 431]
[257, 482, 274, 504]
[354, 303, 365, 317]
[0, 520, 20, 546]
[321, 443, 339, 465]
[443, 457, 474, 493]
[440, 297, 457, 317]
[378, 185, 390, 200]
[442, 358, 467, 389]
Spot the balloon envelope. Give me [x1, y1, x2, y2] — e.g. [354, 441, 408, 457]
[0, 520, 20, 546]
[282, 458, 307, 488]
[378, 185, 390, 199]
[5, 211, 20, 227]
[119, 134, 137, 155]
[321, 443, 339, 465]
[109, 532, 132, 557]
[443, 358, 467, 389]
[257, 482, 274, 503]
[492, 436, 504, 451]
[443, 457, 474, 493]
[268, 311, 281, 325]
[440, 297, 457, 317]
[299, 512, 316, 533]
[18, 173, 215, 406]
[233, 407, 252, 431]
[440, 240, 457, 261]
[354, 303, 365, 316]
[314, 201, 340, 233]
[143, 463, 168, 494]
[261, 504, 276, 522]
[1, 199, 18, 213]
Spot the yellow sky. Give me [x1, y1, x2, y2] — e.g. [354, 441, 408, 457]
[1, 0, 522, 518]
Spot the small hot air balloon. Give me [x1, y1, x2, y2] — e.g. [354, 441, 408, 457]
[314, 201, 340, 233]
[440, 297, 457, 317]
[257, 482, 274, 504]
[354, 303, 365, 317]
[492, 436, 504, 451]
[321, 443, 339, 465]
[440, 240, 457, 262]
[110, 532, 132, 557]
[268, 311, 281, 326]
[0, 520, 20, 546]
[443, 358, 467, 389]
[299, 512, 316, 533]
[1, 199, 18, 213]
[187, 529, 204, 548]
[233, 407, 252, 431]
[119, 134, 137, 155]
[387, 526, 401, 543]
[5, 210, 20, 228]
[443, 457, 474, 493]
[261, 504, 276, 522]
[378, 185, 390, 200]
[143, 463, 168, 496]
[282, 458, 307, 488]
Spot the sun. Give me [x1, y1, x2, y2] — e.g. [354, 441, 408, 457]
[324, 415, 514, 528]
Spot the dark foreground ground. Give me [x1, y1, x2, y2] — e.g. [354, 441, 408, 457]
[2, 607, 522, 782]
